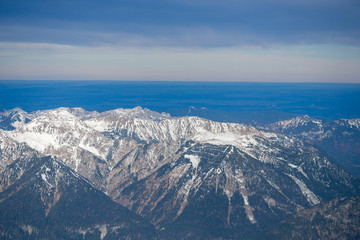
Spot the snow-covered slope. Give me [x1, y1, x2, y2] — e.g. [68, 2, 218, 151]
[1, 107, 359, 239]
[262, 115, 360, 139]
[0, 129, 39, 175]
[5, 108, 115, 190]
[0, 108, 34, 130]
[9, 108, 112, 158]
[261, 115, 325, 137]
[4, 107, 298, 191]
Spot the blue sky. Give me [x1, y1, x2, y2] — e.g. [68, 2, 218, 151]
[0, 0, 360, 82]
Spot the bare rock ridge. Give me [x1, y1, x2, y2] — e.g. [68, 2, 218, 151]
[0, 107, 359, 239]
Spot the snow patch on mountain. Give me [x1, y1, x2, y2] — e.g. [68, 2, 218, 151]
[83, 119, 110, 132]
[10, 132, 59, 152]
[286, 173, 320, 206]
[193, 131, 257, 149]
[337, 119, 360, 129]
[0, 108, 33, 130]
[272, 115, 322, 130]
[184, 154, 201, 169]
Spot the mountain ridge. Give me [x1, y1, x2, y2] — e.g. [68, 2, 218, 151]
[0, 107, 359, 239]
[258, 115, 360, 176]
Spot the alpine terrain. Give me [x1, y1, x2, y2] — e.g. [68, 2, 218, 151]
[0, 107, 359, 239]
[259, 115, 360, 176]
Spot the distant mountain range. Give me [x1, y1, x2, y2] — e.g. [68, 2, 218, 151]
[0, 107, 359, 239]
[257, 115, 360, 177]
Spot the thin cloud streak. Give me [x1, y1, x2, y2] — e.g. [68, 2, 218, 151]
[2, 25, 359, 49]
[1, 42, 359, 82]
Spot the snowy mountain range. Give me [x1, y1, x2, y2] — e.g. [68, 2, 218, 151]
[0, 107, 359, 239]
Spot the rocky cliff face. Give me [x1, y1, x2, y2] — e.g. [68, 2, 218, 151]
[0, 107, 359, 239]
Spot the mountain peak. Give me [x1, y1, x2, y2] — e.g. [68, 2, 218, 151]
[47, 108, 78, 118]
[267, 114, 323, 132]
[102, 106, 171, 120]
[0, 108, 32, 130]
[336, 118, 360, 129]
[1, 107, 27, 116]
